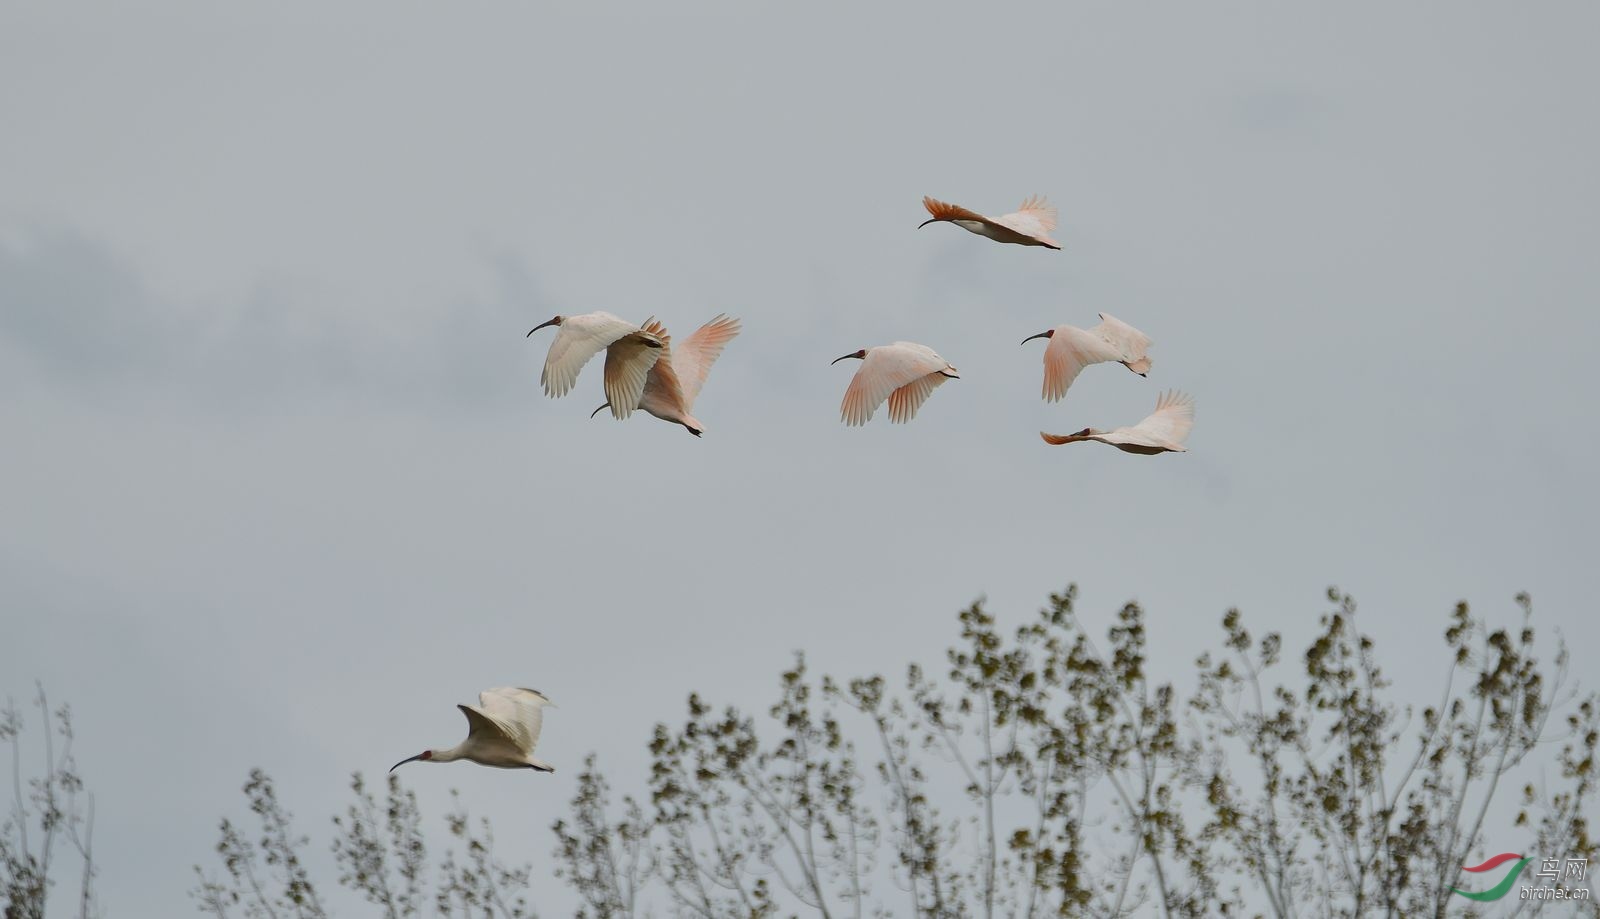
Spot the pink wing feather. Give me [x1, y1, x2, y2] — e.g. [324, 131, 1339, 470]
[671, 314, 741, 409]
[1127, 390, 1195, 447]
[992, 194, 1059, 240]
[886, 373, 948, 423]
[840, 344, 950, 426]
[1041, 327, 1121, 402]
[600, 319, 664, 419]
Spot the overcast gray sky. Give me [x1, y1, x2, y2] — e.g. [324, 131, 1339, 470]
[3, 3, 1597, 915]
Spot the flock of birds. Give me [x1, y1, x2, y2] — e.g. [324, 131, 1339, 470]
[391, 194, 1198, 775]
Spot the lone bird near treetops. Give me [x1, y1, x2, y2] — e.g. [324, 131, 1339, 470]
[1041, 390, 1194, 455]
[832, 342, 959, 426]
[1021, 313, 1153, 402]
[527, 312, 664, 420]
[589, 314, 742, 436]
[390, 687, 555, 773]
[918, 194, 1061, 249]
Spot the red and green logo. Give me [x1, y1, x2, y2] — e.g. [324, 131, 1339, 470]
[1452, 853, 1532, 901]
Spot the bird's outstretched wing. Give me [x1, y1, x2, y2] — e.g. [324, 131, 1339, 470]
[639, 318, 671, 345]
[997, 194, 1058, 235]
[542, 312, 646, 398]
[1092, 313, 1153, 374]
[478, 687, 550, 754]
[840, 344, 948, 426]
[602, 322, 665, 419]
[1123, 390, 1195, 449]
[886, 373, 948, 424]
[637, 318, 684, 406]
[671, 314, 741, 409]
[1040, 327, 1122, 402]
[457, 704, 516, 747]
[922, 195, 991, 224]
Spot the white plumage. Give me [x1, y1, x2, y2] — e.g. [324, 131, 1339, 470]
[589, 314, 742, 436]
[832, 342, 959, 426]
[919, 194, 1061, 249]
[1041, 390, 1195, 455]
[391, 687, 556, 773]
[528, 312, 664, 419]
[1021, 313, 1153, 402]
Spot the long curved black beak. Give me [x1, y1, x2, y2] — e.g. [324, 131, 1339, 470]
[917, 218, 937, 229]
[390, 754, 426, 773]
[527, 317, 560, 338]
[590, 402, 610, 419]
[831, 352, 862, 365]
[1021, 331, 1053, 345]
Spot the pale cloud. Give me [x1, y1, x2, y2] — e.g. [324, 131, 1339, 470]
[0, 231, 549, 413]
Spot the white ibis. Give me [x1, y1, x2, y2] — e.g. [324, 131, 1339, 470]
[1041, 390, 1195, 455]
[1020, 313, 1153, 402]
[918, 195, 1060, 249]
[589, 314, 741, 436]
[527, 312, 664, 419]
[390, 687, 555, 773]
[832, 342, 959, 426]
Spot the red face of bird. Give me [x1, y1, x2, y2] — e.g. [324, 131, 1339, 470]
[390, 749, 433, 772]
[830, 349, 867, 365]
[526, 315, 564, 338]
[1020, 329, 1055, 345]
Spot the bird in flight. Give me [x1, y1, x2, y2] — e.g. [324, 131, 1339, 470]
[527, 312, 664, 419]
[918, 194, 1060, 249]
[832, 342, 959, 426]
[589, 314, 741, 436]
[1020, 313, 1153, 402]
[390, 687, 556, 773]
[1041, 390, 1195, 455]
